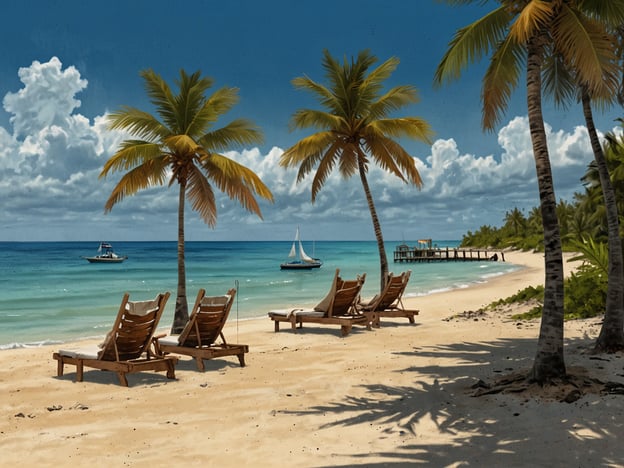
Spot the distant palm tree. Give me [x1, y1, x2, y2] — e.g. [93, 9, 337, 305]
[504, 207, 526, 236]
[435, 0, 620, 383]
[100, 69, 273, 332]
[281, 49, 433, 291]
[555, 199, 575, 241]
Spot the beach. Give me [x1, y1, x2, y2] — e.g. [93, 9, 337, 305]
[1, 250, 622, 467]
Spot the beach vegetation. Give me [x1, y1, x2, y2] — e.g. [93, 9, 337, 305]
[436, 0, 624, 383]
[281, 49, 433, 292]
[464, 124, 624, 350]
[100, 69, 273, 333]
[500, 269, 607, 321]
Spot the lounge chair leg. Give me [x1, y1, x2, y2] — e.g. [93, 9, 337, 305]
[237, 353, 246, 367]
[374, 314, 381, 328]
[341, 325, 351, 337]
[56, 357, 64, 377]
[117, 372, 129, 387]
[408, 315, 415, 324]
[166, 362, 176, 379]
[196, 358, 205, 372]
[274, 321, 280, 332]
[76, 361, 84, 382]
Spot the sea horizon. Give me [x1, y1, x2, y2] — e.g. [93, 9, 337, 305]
[0, 240, 521, 349]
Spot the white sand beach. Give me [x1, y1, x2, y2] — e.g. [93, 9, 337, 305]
[1, 250, 622, 467]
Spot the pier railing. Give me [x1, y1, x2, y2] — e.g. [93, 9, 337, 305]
[393, 245, 504, 263]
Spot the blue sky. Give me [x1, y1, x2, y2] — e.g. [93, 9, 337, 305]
[0, 0, 620, 242]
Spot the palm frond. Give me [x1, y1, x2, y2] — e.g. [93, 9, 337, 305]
[568, 236, 609, 275]
[509, 0, 553, 44]
[363, 136, 407, 183]
[164, 134, 201, 155]
[310, 143, 341, 200]
[188, 87, 240, 136]
[360, 55, 400, 102]
[107, 107, 169, 141]
[291, 76, 337, 113]
[175, 70, 214, 134]
[482, 35, 525, 130]
[553, 5, 619, 96]
[369, 117, 434, 144]
[99, 141, 164, 176]
[434, 4, 512, 86]
[337, 144, 359, 179]
[198, 119, 264, 152]
[368, 86, 419, 121]
[542, 52, 577, 109]
[366, 135, 423, 187]
[186, 164, 217, 226]
[103, 157, 169, 212]
[279, 132, 335, 169]
[289, 109, 343, 132]
[140, 69, 178, 130]
[581, 0, 624, 28]
[202, 153, 274, 216]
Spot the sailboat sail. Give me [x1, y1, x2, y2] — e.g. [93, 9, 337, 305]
[280, 227, 322, 269]
[299, 242, 316, 263]
[289, 228, 300, 258]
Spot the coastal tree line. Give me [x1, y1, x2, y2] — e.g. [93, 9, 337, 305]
[463, 120, 624, 324]
[98, 0, 624, 391]
[435, 0, 624, 384]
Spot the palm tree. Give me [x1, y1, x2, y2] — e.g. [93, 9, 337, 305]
[555, 199, 575, 241]
[435, 0, 619, 383]
[582, 103, 624, 352]
[541, 9, 624, 351]
[591, 129, 624, 351]
[280, 49, 433, 291]
[100, 69, 273, 333]
[504, 207, 526, 236]
[527, 206, 543, 235]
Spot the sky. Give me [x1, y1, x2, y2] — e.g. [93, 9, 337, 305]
[0, 0, 621, 243]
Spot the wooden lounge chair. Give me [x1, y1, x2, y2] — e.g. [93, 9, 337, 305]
[268, 269, 370, 336]
[154, 288, 248, 370]
[53, 292, 177, 386]
[359, 270, 419, 327]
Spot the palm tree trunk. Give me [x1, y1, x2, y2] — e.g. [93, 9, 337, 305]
[357, 151, 389, 292]
[582, 90, 624, 352]
[171, 181, 189, 334]
[526, 35, 566, 382]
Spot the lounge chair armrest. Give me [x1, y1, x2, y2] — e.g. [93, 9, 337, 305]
[149, 335, 166, 357]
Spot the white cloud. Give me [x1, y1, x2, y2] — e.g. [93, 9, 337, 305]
[3, 57, 87, 139]
[0, 58, 600, 241]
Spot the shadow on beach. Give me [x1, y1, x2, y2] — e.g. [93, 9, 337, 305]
[286, 336, 624, 467]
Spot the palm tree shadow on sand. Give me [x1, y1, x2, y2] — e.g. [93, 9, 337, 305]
[285, 336, 624, 467]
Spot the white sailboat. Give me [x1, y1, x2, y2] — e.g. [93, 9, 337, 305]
[280, 227, 322, 270]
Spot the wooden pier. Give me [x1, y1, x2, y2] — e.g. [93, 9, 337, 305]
[393, 244, 504, 263]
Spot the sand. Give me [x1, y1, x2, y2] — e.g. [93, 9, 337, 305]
[1, 250, 623, 467]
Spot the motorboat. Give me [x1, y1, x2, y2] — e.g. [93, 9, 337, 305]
[83, 242, 128, 263]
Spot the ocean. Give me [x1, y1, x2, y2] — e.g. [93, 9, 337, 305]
[0, 240, 521, 349]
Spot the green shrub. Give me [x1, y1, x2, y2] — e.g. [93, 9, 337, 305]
[490, 269, 606, 321]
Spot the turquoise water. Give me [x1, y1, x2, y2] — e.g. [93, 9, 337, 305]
[0, 241, 520, 349]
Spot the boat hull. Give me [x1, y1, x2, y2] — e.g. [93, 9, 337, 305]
[280, 261, 322, 270]
[83, 256, 128, 264]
